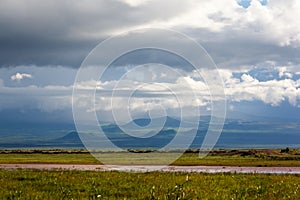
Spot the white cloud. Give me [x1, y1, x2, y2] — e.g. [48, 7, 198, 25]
[118, 0, 151, 7]
[277, 66, 293, 78]
[10, 73, 32, 81]
[241, 74, 257, 83]
[77, 66, 300, 118]
[223, 68, 300, 106]
[122, 0, 300, 48]
[1, 65, 300, 122]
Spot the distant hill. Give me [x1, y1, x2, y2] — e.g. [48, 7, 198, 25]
[53, 131, 84, 147]
[0, 131, 84, 148]
[1, 117, 300, 149]
[127, 116, 181, 128]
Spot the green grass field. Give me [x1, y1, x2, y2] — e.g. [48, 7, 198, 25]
[1, 149, 300, 199]
[1, 170, 299, 199]
[0, 149, 300, 166]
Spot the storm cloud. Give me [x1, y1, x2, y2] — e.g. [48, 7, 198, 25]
[0, 0, 300, 68]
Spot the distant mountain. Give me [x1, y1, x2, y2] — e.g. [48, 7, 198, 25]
[1, 116, 300, 150]
[132, 118, 151, 127]
[53, 131, 84, 147]
[0, 131, 84, 149]
[163, 116, 181, 127]
[96, 117, 181, 149]
[126, 116, 181, 128]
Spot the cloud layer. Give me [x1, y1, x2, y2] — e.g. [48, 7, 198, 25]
[0, 0, 299, 124]
[0, 65, 299, 123]
[0, 0, 300, 68]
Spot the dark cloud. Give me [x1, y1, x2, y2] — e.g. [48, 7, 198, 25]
[204, 39, 300, 68]
[0, 37, 95, 67]
[0, 0, 299, 70]
[184, 27, 300, 68]
[110, 49, 193, 70]
[0, 0, 191, 67]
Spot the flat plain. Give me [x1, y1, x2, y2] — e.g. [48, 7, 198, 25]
[0, 149, 299, 166]
[1, 149, 300, 199]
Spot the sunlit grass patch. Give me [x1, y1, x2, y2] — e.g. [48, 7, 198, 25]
[0, 149, 300, 166]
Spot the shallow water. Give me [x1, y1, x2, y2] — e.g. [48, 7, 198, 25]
[1, 164, 300, 174]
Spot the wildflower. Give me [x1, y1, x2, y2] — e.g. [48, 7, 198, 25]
[186, 175, 189, 181]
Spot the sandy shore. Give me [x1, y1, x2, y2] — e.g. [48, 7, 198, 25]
[1, 164, 300, 174]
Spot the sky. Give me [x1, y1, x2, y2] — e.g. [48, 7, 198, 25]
[0, 0, 300, 126]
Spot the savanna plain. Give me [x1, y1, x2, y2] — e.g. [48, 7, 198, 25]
[1, 149, 300, 199]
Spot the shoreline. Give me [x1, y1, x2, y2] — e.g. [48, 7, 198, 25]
[1, 164, 300, 174]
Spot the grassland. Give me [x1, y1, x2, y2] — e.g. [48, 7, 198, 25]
[1, 149, 300, 199]
[0, 170, 299, 199]
[0, 149, 300, 166]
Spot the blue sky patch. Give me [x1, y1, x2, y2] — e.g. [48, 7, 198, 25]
[237, 0, 268, 8]
[237, 0, 252, 8]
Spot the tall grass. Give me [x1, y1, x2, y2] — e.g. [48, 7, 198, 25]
[0, 170, 299, 199]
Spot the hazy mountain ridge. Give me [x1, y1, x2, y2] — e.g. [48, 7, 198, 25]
[0, 116, 299, 149]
